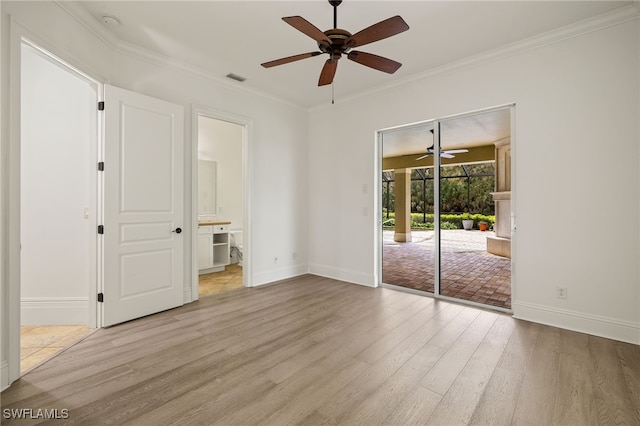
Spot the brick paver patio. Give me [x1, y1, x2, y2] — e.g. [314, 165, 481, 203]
[382, 229, 511, 309]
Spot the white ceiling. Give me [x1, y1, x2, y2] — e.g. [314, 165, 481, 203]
[73, 1, 631, 109]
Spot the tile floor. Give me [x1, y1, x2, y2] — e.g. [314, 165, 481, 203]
[20, 325, 94, 373]
[199, 263, 244, 297]
[383, 229, 511, 309]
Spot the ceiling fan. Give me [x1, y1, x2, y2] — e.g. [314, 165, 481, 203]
[416, 130, 469, 160]
[261, 0, 409, 87]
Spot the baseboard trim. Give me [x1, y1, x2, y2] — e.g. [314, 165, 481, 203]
[513, 301, 640, 345]
[21, 297, 89, 325]
[252, 264, 308, 287]
[183, 287, 193, 304]
[307, 263, 376, 288]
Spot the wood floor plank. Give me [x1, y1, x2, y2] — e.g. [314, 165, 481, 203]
[316, 306, 472, 424]
[553, 352, 596, 425]
[495, 318, 539, 373]
[264, 295, 435, 384]
[426, 314, 514, 425]
[511, 324, 561, 425]
[339, 343, 446, 425]
[353, 299, 455, 364]
[382, 385, 442, 425]
[263, 305, 458, 425]
[468, 366, 522, 426]
[616, 340, 640, 423]
[216, 357, 370, 425]
[467, 315, 537, 425]
[587, 335, 639, 425]
[420, 310, 498, 395]
[2, 276, 637, 426]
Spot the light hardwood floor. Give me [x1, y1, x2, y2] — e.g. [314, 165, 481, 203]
[2, 275, 638, 425]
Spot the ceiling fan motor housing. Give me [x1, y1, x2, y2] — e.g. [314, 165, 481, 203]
[319, 28, 352, 59]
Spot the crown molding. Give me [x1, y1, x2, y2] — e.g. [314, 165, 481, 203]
[55, 1, 305, 111]
[310, 4, 640, 112]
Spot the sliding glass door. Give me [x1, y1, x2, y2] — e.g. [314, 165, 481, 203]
[380, 106, 513, 311]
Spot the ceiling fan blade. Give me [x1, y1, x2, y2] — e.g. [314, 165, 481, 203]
[443, 149, 469, 154]
[441, 153, 455, 159]
[415, 154, 430, 161]
[345, 16, 409, 49]
[283, 16, 330, 44]
[347, 51, 402, 74]
[318, 58, 338, 86]
[261, 52, 322, 68]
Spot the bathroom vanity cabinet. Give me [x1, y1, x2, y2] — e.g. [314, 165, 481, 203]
[198, 221, 230, 274]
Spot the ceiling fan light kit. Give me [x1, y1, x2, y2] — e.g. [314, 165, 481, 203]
[261, 0, 409, 89]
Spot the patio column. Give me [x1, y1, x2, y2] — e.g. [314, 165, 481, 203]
[488, 138, 511, 258]
[394, 168, 412, 242]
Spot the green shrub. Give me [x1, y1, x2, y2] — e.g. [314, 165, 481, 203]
[383, 212, 495, 230]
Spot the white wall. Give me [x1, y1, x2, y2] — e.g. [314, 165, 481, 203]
[1, 0, 309, 388]
[308, 14, 640, 343]
[198, 116, 243, 230]
[20, 43, 95, 325]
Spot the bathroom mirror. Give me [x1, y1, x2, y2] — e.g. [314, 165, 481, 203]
[198, 160, 217, 215]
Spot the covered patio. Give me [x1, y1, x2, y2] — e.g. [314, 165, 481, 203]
[382, 229, 511, 309]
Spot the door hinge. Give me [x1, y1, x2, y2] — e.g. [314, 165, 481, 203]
[98, 161, 104, 171]
[97, 293, 104, 303]
[98, 225, 104, 234]
[98, 101, 105, 111]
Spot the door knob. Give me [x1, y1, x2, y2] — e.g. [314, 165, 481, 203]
[173, 227, 182, 234]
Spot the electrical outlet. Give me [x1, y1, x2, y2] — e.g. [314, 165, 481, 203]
[556, 286, 567, 299]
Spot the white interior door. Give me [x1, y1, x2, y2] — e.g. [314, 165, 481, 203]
[103, 85, 184, 326]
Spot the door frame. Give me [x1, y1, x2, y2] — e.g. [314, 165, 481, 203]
[376, 103, 516, 312]
[190, 106, 253, 298]
[6, 22, 104, 386]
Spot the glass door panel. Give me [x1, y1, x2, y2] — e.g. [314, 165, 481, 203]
[437, 111, 512, 309]
[381, 123, 435, 293]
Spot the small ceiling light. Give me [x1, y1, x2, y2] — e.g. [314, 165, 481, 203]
[226, 73, 246, 82]
[102, 15, 121, 27]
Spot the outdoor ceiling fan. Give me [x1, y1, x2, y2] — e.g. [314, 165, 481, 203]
[416, 129, 469, 160]
[261, 0, 409, 87]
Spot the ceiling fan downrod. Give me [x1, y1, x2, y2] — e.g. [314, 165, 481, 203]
[329, 0, 342, 29]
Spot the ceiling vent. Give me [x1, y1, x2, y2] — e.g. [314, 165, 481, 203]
[101, 15, 121, 27]
[226, 73, 246, 82]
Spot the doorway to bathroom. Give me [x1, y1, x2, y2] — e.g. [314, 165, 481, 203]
[194, 111, 248, 297]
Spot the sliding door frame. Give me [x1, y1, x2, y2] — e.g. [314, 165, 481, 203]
[377, 103, 515, 313]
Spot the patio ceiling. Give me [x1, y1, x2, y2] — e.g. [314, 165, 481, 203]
[382, 108, 511, 159]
